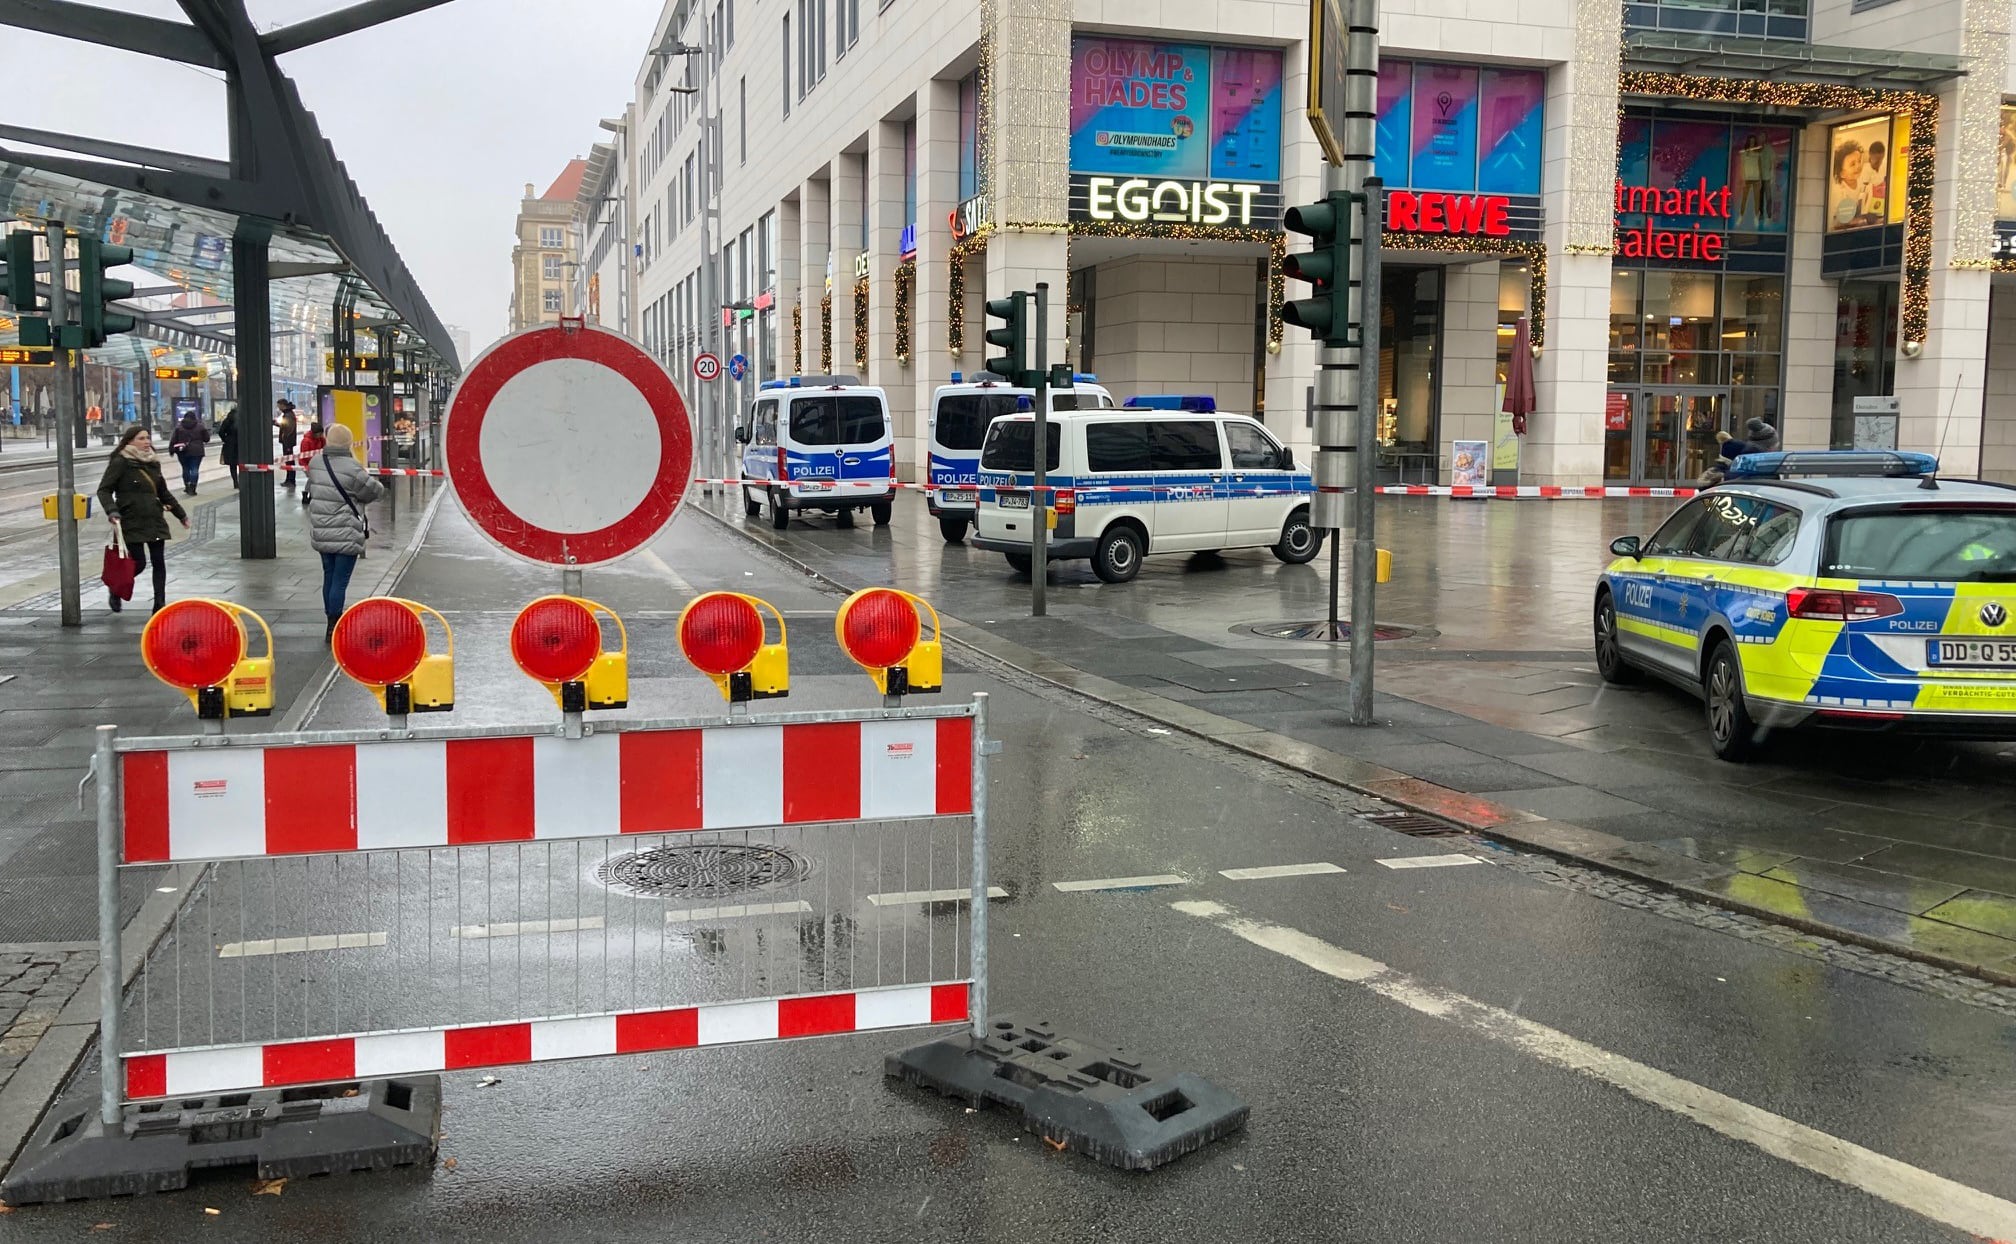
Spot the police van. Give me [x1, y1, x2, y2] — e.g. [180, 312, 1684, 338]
[926, 372, 1113, 543]
[736, 375, 895, 531]
[973, 396, 1317, 583]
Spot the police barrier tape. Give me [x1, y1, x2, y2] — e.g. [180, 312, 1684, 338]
[240, 461, 449, 478]
[1374, 485, 1701, 499]
[689, 478, 1314, 496]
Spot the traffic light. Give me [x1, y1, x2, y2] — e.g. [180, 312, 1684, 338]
[1280, 192, 1355, 345]
[984, 292, 1028, 384]
[77, 237, 135, 348]
[2, 232, 38, 313]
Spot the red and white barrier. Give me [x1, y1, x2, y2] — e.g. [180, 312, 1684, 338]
[124, 982, 972, 1098]
[120, 716, 975, 864]
[1374, 484, 1700, 500]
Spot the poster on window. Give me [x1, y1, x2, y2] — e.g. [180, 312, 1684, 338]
[1727, 126, 1793, 233]
[1477, 69, 1544, 196]
[1827, 116, 1902, 232]
[1451, 439, 1490, 488]
[1069, 38, 1283, 182]
[1410, 64, 1479, 192]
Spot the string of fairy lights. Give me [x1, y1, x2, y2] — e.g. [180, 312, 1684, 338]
[853, 275, 871, 373]
[819, 294, 832, 372]
[894, 259, 915, 364]
[791, 304, 803, 374]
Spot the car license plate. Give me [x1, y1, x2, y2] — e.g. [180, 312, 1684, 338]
[998, 492, 1029, 510]
[946, 488, 978, 504]
[1928, 639, 2016, 667]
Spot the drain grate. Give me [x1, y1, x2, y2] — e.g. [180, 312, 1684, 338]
[1361, 810, 1468, 839]
[595, 844, 813, 899]
[1243, 620, 1421, 642]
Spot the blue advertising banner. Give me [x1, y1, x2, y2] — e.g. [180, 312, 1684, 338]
[1069, 38, 1283, 184]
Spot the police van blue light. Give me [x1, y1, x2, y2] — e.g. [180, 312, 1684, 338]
[1123, 395, 1218, 413]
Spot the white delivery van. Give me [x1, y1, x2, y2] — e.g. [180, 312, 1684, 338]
[926, 372, 1113, 544]
[972, 396, 1318, 583]
[736, 375, 895, 531]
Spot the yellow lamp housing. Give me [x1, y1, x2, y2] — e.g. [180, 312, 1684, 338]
[221, 604, 276, 717]
[509, 596, 628, 712]
[583, 648, 629, 710]
[332, 598, 456, 716]
[141, 600, 275, 719]
[834, 588, 944, 698]
[677, 592, 791, 705]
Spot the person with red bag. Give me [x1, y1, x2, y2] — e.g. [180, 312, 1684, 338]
[96, 426, 189, 615]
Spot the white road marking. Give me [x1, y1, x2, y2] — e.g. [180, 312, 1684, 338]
[452, 917, 606, 939]
[1052, 874, 1189, 893]
[637, 547, 696, 595]
[1376, 854, 1482, 870]
[1217, 863, 1346, 881]
[1171, 899, 2016, 1241]
[664, 901, 815, 922]
[217, 932, 387, 958]
[867, 886, 1010, 906]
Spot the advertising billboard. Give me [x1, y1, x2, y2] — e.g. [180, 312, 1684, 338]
[1374, 61, 1544, 198]
[1826, 114, 1908, 233]
[1069, 38, 1282, 184]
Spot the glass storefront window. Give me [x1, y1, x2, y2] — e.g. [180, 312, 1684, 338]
[1830, 280, 1898, 448]
[1722, 275, 1783, 353]
[1610, 270, 1643, 354]
[1495, 260, 1529, 387]
[1377, 266, 1441, 475]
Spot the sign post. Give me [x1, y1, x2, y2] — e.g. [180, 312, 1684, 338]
[46, 224, 81, 628]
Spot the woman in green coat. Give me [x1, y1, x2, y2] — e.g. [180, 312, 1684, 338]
[96, 426, 189, 615]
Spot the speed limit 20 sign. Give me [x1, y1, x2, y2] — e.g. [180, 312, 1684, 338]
[692, 352, 722, 382]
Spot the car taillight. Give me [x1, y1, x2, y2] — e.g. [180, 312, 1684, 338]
[776, 446, 787, 479]
[1785, 587, 1904, 621]
[1052, 488, 1075, 515]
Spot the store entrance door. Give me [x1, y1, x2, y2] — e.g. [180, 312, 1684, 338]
[1605, 389, 1728, 485]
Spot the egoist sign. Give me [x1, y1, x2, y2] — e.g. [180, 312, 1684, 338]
[1070, 175, 1279, 227]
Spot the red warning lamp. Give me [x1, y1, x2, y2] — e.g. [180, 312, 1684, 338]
[510, 596, 629, 712]
[677, 592, 790, 703]
[332, 597, 455, 716]
[140, 599, 274, 720]
[834, 588, 943, 697]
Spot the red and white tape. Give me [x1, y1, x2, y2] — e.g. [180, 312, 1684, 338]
[1374, 485, 1699, 500]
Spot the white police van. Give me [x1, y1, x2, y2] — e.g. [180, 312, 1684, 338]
[736, 375, 895, 531]
[973, 395, 1318, 583]
[927, 371, 1114, 544]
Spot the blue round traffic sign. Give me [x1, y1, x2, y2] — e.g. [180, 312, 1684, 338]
[727, 354, 749, 381]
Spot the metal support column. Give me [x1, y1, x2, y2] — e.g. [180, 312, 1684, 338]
[234, 232, 277, 559]
[1031, 285, 1050, 617]
[47, 224, 81, 627]
[1350, 185, 1383, 725]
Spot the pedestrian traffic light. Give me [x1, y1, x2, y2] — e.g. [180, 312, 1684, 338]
[78, 237, 135, 348]
[1280, 192, 1355, 346]
[984, 292, 1029, 385]
[2, 232, 38, 313]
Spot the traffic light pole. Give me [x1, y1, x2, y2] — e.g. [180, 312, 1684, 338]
[1350, 183, 1383, 726]
[1031, 283, 1051, 618]
[45, 223, 81, 628]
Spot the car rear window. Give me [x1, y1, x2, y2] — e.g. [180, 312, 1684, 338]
[933, 394, 1019, 451]
[1823, 506, 2016, 581]
[979, 420, 1061, 473]
[788, 396, 885, 446]
[1053, 392, 1114, 411]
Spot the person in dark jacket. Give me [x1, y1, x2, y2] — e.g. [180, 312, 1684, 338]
[304, 424, 384, 643]
[276, 399, 300, 490]
[96, 426, 189, 615]
[217, 406, 241, 488]
[167, 410, 208, 495]
[296, 422, 325, 507]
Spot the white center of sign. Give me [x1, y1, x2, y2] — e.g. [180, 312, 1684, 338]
[478, 358, 663, 534]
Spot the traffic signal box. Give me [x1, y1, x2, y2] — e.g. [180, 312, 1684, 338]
[78, 238, 136, 348]
[984, 293, 1030, 386]
[835, 588, 944, 698]
[510, 596, 629, 713]
[1280, 191, 1358, 347]
[141, 601, 275, 720]
[677, 592, 791, 705]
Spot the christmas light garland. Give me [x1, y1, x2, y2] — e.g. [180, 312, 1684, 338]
[1057, 220, 1288, 350]
[853, 275, 870, 373]
[820, 293, 833, 373]
[946, 234, 989, 359]
[894, 259, 915, 364]
[1380, 235, 1549, 348]
[792, 304, 803, 374]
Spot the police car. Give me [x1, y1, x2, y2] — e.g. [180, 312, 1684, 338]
[973, 395, 1317, 583]
[1595, 450, 2016, 760]
[736, 375, 895, 531]
[926, 372, 1113, 544]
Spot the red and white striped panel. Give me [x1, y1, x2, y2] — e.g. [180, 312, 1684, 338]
[1373, 485, 1699, 500]
[123, 981, 971, 1099]
[121, 716, 974, 864]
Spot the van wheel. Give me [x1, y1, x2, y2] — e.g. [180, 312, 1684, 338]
[871, 498, 894, 526]
[742, 485, 762, 519]
[940, 514, 970, 544]
[1703, 639, 1757, 762]
[1004, 551, 1033, 577]
[1272, 511, 1321, 564]
[1092, 526, 1144, 584]
[835, 507, 856, 529]
[769, 490, 790, 531]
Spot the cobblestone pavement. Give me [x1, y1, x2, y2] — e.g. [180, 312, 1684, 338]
[0, 949, 95, 1096]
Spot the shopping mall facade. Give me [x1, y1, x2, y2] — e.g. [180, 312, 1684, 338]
[602, 0, 2016, 487]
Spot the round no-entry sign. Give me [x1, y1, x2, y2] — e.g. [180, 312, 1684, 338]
[444, 324, 693, 568]
[692, 352, 722, 382]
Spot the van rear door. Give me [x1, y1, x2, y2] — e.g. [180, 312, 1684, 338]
[787, 393, 891, 498]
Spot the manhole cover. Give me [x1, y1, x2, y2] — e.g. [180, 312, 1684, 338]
[1243, 620, 1422, 642]
[595, 844, 813, 899]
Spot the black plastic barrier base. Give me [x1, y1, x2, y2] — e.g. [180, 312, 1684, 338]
[1, 1077, 440, 1205]
[885, 1015, 1248, 1171]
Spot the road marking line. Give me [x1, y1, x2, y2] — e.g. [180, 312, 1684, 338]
[1053, 874, 1188, 893]
[637, 547, 696, 595]
[217, 932, 387, 958]
[452, 917, 606, 939]
[868, 887, 1010, 906]
[1171, 900, 2016, 1241]
[664, 901, 815, 922]
[1217, 863, 1346, 881]
[1376, 854, 1482, 870]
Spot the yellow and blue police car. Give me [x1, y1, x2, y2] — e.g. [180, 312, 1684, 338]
[1595, 451, 2016, 760]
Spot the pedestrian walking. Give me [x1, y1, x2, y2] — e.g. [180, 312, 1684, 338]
[297, 422, 326, 507]
[305, 424, 383, 644]
[217, 405, 241, 488]
[96, 426, 189, 615]
[276, 399, 299, 490]
[167, 409, 208, 494]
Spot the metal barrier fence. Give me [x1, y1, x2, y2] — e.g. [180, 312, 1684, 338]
[92, 700, 989, 1120]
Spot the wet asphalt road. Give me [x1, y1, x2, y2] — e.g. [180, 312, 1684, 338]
[6, 501, 2014, 1241]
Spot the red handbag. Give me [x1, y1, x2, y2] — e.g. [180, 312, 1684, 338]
[102, 530, 136, 601]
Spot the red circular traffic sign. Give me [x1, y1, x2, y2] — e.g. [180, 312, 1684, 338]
[511, 597, 603, 684]
[332, 599, 427, 686]
[142, 601, 245, 690]
[444, 325, 693, 568]
[692, 352, 721, 382]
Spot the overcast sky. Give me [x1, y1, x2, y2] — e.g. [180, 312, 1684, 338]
[2, 0, 661, 356]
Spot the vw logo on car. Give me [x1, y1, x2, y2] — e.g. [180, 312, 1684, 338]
[1982, 602, 2008, 628]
